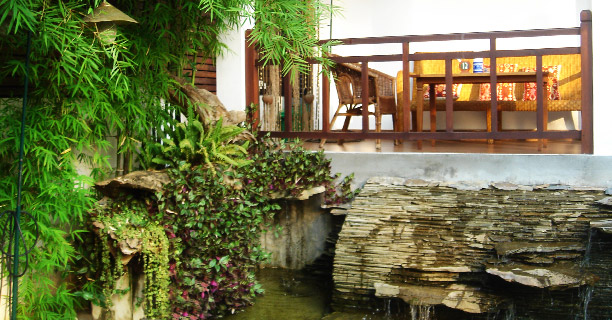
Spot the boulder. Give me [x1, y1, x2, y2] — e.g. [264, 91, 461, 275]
[94, 170, 170, 197]
[375, 282, 503, 314]
[494, 241, 585, 256]
[596, 197, 612, 206]
[590, 219, 612, 234]
[486, 262, 592, 289]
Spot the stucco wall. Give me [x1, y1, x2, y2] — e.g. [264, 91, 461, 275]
[327, 152, 612, 189]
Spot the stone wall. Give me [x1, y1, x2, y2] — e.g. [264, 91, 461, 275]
[333, 177, 612, 318]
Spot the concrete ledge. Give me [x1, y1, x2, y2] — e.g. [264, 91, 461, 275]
[326, 152, 612, 188]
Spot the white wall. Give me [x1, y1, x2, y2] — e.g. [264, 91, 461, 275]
[216, 1, 609, 153]
[216, 22, 252, 112]
[321, 0, 588, 132]
[324, 0, 584, 74]
[592, 0, 612, 155]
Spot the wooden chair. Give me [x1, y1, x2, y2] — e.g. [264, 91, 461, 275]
[374, 75, 399, 148]
[319, 72, 376, 148]
[320, 68, 398, 150]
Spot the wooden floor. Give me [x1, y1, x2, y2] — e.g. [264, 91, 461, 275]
[301, 138, 582, 154]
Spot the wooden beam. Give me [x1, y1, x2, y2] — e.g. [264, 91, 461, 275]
[444, 59, 453, 132]
[282, 71, 292, 132]
[361, 61, 369, 133]
[322, 73, 330, 133]
[580, 10, 593, 154]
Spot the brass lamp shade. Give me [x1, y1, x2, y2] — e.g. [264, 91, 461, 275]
[84, 1, 138, 25]
[84, 1, 138, 44]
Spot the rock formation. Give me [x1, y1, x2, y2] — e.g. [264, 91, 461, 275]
[94, 170, 170, 197]
[168, 75, 246, 127]
[333, 177, 612, 318]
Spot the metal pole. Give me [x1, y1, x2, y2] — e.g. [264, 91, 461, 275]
[11, 30, 32, 320]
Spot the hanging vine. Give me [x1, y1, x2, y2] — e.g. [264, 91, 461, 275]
[142, 225, 170, 319]
[88, 195, 170, 318]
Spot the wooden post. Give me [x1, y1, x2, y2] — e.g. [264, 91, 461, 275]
[402, 43, 410, 134]
[580, 10, 593, 154]
[244, 29, 260, 128]
[361, 61, 369, 134]
[489, 39, 498, 130]
[282, 72, 292, 132]
[536, 54, 547, 151]
[536, 55, 544, 133]
[322, 72, 330, 133]
[444, 58, 453, 133]
[489, 38, 498, 145]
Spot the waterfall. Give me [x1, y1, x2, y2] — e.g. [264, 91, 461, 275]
[578, 285, 594, 320]
[581, 228, 594, 268]
[576, 227, 595, 320]
[409, 304, 433, 320]
[503, 303, 515, 320]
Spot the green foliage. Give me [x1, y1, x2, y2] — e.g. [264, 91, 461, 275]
[86, 195, 170, 318]
[0, 0, 37, 33]
[160, 166, 278, 318]
[325, 172, 361, 206]
[142, 225, 170, 319]
[150, 117, 251, 171]
[1, 0, 335, 318]
[79, 115, 359, 318]
[244, 135, 336, 198]
[0, 101, 96, 320]
[150, 119, 359, 318]
[250, 0, 338, 79]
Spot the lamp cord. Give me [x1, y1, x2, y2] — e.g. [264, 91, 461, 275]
[0, 210, 39, 277]
[0, 29, 38, 320]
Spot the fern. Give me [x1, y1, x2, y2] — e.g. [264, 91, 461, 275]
[150, 117, 250, 171]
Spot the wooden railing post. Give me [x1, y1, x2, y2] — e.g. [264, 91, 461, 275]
[536, 55, 544, 134]
[580, 10, 593, 154]
[535, 54, 547, 150]
[244, 29, 260, 128]
[402, 42, 410, 135]
[361, 61, 370, 133]
[322, 72, 330, 133]
[444, 58, 453, 133]
[282, 71, 292, 132]
[489, 38, 498, 138]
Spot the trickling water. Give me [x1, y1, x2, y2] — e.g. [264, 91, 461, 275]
[503, 303, 515, 320]
[409, 305, 433, 320]
[575, 228, 595, 320]
[578, 285, 594, 320]
[380, 298, 391, 317]
[581, 228, 594, 268]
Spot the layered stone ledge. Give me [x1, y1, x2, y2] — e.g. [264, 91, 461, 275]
[333, 177, 612, 317]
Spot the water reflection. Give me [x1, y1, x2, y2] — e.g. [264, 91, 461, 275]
[222, 268, 328, 320]
[223, 268, 411, 320]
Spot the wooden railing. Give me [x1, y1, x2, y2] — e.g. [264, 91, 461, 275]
[245, 10, 593, 153]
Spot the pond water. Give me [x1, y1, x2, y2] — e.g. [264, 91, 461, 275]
[223, 268, 413, 320]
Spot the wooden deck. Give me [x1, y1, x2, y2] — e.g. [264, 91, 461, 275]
[246, 11, 593, 154]
[301, 138, 581, 154]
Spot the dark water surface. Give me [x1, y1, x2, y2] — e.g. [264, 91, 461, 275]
[223, 268, 411, 320]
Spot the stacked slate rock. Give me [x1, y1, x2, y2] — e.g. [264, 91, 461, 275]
[332, 177, 612, 318]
